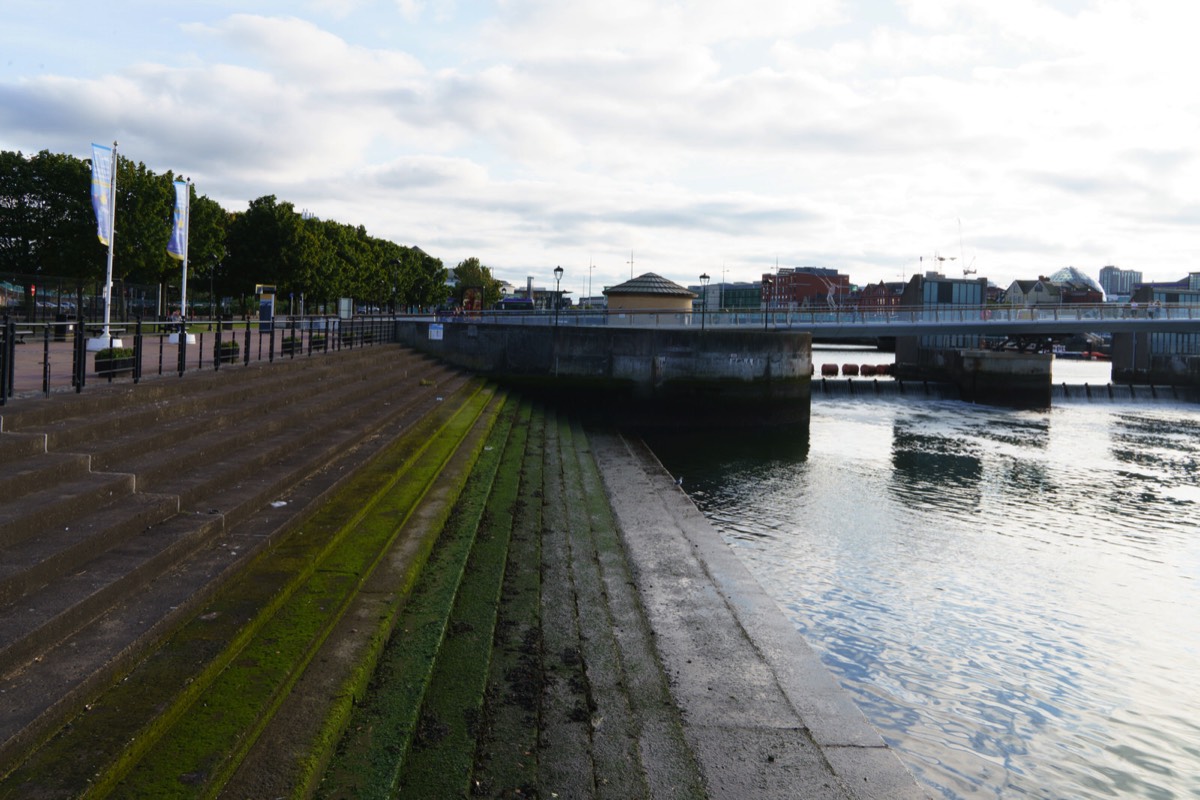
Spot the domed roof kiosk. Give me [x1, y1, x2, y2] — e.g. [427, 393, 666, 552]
[603, 273, 697, 314]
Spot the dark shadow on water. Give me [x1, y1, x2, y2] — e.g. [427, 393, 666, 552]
[641, 424, 810, 494]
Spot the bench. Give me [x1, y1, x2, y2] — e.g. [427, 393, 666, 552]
[11, 329, 33, 344]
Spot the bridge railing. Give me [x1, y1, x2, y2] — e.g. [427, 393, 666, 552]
[457, 302, 1199, 329]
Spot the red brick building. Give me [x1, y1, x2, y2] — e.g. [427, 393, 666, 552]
[761, 267, 850, 309]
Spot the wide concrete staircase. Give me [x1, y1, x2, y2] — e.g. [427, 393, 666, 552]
[0, 344, 703, 798]
[0, 344, 478, 791]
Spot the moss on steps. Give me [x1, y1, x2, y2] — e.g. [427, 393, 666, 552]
[0, 380, 499, 798]
[316, 401, 532, 798]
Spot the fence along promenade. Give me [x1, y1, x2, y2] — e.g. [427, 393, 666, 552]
[0, 314, 397, 404]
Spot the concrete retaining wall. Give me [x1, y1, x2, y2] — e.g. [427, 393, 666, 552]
[394, 321, 813, 426]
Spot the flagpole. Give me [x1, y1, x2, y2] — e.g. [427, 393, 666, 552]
[180, 178, 189, 322]
[168, 178, 196, 345]
[89, 140, 122, 351]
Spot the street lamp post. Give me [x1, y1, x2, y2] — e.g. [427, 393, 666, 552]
[699, 272, 710, 330]
[553, 265, 563, 326]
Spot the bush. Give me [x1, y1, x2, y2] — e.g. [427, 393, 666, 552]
[94, 347, 135, 376]
[214, 340, 240, 363]
[95, 347, 134, 360]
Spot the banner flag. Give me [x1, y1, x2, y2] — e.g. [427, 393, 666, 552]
[167, 179, 189, 261]
[90, 142, 115, 245]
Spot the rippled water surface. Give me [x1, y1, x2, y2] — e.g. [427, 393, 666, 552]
[646, 357, 1200, 799]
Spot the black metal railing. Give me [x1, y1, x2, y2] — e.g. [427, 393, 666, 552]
[0, 314, 400, 406]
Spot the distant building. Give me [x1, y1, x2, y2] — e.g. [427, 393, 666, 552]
[603, 273, 696, 314]
[1006, 269, 1104, 305]
[1005, 277, 1061, 306]
[1098, 265, 1142, 301]
[857, 281, 906, 310]
[895, 272, 990, 379]
[577, 295, 607, 309]
[1050, 267, 1104, 303]
[1117, 273, 1200, 384]
[762, 267, 850, 310]
[720, 282, 763, 310]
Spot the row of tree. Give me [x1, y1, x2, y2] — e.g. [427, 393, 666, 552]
[0, 148, 504, 317]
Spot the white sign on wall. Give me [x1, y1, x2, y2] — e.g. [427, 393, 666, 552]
[429, 323, 444, 341]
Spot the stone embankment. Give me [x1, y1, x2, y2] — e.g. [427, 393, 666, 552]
[0, 343, 924, 798]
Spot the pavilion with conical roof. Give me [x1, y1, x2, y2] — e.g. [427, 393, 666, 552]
[603, 273, 696, 313]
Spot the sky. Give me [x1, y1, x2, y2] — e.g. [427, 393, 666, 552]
[3, 0, 1198, 297]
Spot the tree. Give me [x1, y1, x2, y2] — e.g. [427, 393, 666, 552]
[112, 157, 173, 288]
[26, 151, 96, 281]
[187, 192, 228, 313]
[451, 257, 501, 308]
[0, 148, 457, 320]
[402, 247, 449, 311]
[0, 150, 38, 276]
[225, 195, 302, 297]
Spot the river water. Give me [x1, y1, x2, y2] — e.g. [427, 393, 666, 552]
[645, 349, 1200, 799]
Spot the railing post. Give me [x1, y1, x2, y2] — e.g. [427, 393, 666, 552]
[214, 316, 223, 371]
[42, 324, 51, 397]
[133, 318, 143, 383]
[72, 312, 86, 393]
[177, 320, 187, 377]
[1, 315, 12, 404]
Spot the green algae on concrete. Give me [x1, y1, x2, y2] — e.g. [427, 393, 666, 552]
[315, 400, 525, 798]
[537, 409, 597, 794]
[0, 381, 492, 798]
[393, 400, 532, 797]
[272, 393, 517, 798]
[107, 385, 498, 797]
[469, 404, 545, 797]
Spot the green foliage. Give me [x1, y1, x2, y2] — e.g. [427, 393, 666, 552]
[0, 150, 96, 279]
[95, 346, 134, 359]
[452, 257, 502, 308]
[0, 148, 454, 316]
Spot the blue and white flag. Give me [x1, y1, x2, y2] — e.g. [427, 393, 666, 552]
[167, 179, 189, 261]
[90, 142, 115, 245]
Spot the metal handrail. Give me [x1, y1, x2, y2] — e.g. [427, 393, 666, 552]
[438, 302, 1200, 329]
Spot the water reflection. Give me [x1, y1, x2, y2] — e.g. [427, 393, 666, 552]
[647, 398, 1200, 799]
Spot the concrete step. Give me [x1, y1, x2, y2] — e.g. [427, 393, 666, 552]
[0, 431, 47, 460]
[0, 364, 467, 680]
[305, 397, 527, 798]
[0, 346, 409, 454]
[0, 342, 402, 437]
[0, 371, 483, 782]
[0, 350, 451, 563]
[388, 399, 530, 796]
[0, 385, 499, 797]
[0, 471, 137, 552]
[0, 497, 207, 677]
[0, 449, 92, 503]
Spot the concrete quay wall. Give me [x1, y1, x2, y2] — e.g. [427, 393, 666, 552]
[394, 321, 813, 426]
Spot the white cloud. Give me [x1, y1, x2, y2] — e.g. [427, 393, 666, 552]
[3, 1, 1200, 288]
